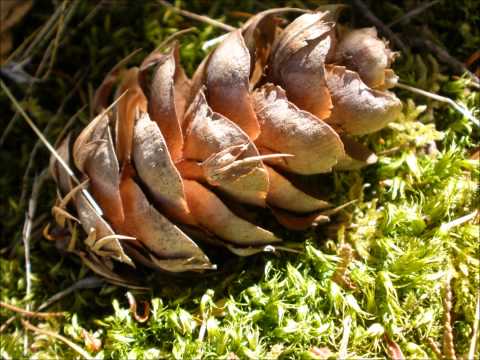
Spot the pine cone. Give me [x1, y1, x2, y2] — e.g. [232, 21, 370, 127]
[50, 9, 402, 281]
[0, 0, 32, 64]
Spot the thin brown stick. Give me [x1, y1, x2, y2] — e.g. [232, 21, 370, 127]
[0, 301, 65, 318]
[21, 170, 47, 353]
[21, 319, 91, 359]
[37, 276, 104, 311]
[387, 1, 440, 27]
[157, 0, 236, 32]
[0, 316, 16, 333]
[0, 79, 127, 217]
[468, 292, 480, 360]
[408, 38, 479, 84]
[395, 83, 479, 127]
[426, 338, 443, 359]
[19, 71, 87, 207]
[442, 271, 457, 360]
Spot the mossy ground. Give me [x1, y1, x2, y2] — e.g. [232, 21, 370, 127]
[0, 1, 479, 359]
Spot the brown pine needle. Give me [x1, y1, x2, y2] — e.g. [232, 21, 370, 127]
[387, 0, 440, 27]
[426, 338, 443, 359]
[395, 82, 479, 127]
[0, 316, 16, 334]
[442, 271, 457, 360]
[21, 319, 91, 359]
[0, 301, 65, 318]
[157, 0, 236, 32]
[0, 79, 128, 217]
[468, 292, 480, 360]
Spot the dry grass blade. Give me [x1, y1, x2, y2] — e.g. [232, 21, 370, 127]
[157, 0, 235, 32]
[21, 319, 91, 359]
[0, 301, 65, 318]
[0, 316, 16, 334]
[396, 83, 479, 127]
[37, 277, 104, 311]
[0, 81, 75, 182]
[338, 315, 352, 359]
[387, 0, 440, 27]
[426, 338, 443, 359]
[442, 270, 456, 360]
[5, 1, 64, 63]
[19, 71, 88, 207]
[21, 169, 48, 353]
[468, 292, 480, 360]
[1, 80, 129, 218]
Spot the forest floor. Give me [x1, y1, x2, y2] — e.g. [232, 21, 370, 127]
[0, 0, 479, 359]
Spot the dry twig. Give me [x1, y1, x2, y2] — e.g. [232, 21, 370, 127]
[387, 1, 440, 27]
[37, 276, 104, 311]
[426, 337, 443, 359]
[0, 301, 65, 318]
[442, 271, 456, 360]
[21, 319, 91, 359]
[157, 0, 236, 32]
[350, 0, 408, 54]
[408, 38, 480, 84]
[19, 71, 87, 207]
[21, 169, 48, 353]
[468, 292, 480, 360]
[395, 83, 479, 127]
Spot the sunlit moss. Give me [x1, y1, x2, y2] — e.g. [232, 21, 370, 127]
[1, 1, 479, 359]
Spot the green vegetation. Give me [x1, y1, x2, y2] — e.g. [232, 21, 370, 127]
[1, 1, 478, 359]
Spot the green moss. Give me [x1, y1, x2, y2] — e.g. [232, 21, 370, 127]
[1, 1, 479, 359]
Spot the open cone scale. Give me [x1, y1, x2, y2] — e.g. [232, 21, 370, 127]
[50, 8, 402, 279]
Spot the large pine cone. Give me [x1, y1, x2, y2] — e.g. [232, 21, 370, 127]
[50, 9, 402, 281]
